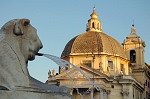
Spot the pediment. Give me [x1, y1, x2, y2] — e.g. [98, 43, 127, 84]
[55, 66, 107, 80]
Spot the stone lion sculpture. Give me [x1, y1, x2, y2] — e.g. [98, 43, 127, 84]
[0, 19, 43, 90]
[0, 19, 69, 93]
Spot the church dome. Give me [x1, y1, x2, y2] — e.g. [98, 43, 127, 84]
[61, 8, 126, 59]
[61, 31, 126, 58]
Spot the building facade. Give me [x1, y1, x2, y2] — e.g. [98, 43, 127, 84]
[48, 8, 150, 99]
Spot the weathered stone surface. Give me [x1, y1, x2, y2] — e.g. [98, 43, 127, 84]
[0, 19, 71, 98]
[0, 19, 44, 90]
[0, 90, 71, 99]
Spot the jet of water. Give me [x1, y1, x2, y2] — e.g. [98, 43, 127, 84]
[36, 53, 91, 82]
[36, 53, 103, 98]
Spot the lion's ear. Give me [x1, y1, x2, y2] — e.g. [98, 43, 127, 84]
[13, 19, 30, 35]
[21, 19, 30, 26]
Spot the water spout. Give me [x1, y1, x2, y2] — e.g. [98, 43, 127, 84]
[36, 53, 44, 56]
[38, 53, 91, 81]
[36, 53, 104, 98]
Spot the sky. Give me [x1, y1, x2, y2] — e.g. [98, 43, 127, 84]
[0, 0, 150, 82]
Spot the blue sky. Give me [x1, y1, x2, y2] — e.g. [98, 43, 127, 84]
[0, 0, 150, 82]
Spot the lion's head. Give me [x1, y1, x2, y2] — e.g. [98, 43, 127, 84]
[0, 19, 43, 89]
[0, 19, 70, 94]
[1, 19, 43, 63]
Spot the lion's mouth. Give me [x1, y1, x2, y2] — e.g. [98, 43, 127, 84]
[28, 53, 35, 61]
[36, 53, 43, 56]
[28, 50, 38, 61]
[28, 47, 42, 61]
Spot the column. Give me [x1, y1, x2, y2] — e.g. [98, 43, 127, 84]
[100, 90, 104, 99]
[91, 89, 94, 99]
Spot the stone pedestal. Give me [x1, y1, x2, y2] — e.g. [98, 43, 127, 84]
[0, 90, 71, 99]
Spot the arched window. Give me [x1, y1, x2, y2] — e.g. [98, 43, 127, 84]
[130, 50, 136, 63]
[92, 22, 95, 28]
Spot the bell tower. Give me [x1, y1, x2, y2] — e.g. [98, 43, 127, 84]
[122, 24, 146, 68]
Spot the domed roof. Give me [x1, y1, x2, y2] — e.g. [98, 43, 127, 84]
[61, 31, 126, 58]
[61, 8, 126, 59]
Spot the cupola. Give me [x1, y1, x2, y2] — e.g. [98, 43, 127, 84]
[86, 7, 102, 32]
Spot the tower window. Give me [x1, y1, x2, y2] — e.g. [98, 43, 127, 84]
[130, 50, 136, 63]
[92, 22, 95, 28]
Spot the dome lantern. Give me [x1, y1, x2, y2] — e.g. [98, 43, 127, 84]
[86, 7, 103, 32]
